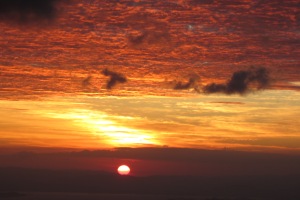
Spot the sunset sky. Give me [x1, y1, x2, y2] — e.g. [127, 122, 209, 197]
[0, 0, 299, 162]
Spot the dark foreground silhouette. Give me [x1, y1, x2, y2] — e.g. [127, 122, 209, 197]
[1, 167, 300, 200]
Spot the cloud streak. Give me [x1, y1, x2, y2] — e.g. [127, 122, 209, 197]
[101, 69, 127, 90]
[202, 67, 270, 95]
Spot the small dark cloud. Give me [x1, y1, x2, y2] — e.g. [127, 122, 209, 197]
[82, 76, 92, 87]
[125, 13, 172, 50]
[203, 67, 270, 95]
[174, 75, 200, 90]
[0, 0, 60, 23]
[128, 31, 148, 46]
[128, 30, 171, 49]
[101, 68, 127, 90]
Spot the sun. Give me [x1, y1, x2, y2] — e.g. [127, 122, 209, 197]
[117, 165, 130, 175]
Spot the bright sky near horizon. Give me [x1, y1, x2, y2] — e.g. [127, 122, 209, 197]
[0, 0, 299, 153]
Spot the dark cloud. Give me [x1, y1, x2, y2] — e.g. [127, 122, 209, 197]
[0, 0, 60, 22]
[101, 69, 127, 90]
[174, 75, 200, 90]
[203, 67, 270, 95]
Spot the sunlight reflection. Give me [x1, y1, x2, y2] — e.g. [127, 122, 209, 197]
[50, 109, 158, 147]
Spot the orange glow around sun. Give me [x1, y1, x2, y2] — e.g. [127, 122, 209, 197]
[117, 165, 130, 175]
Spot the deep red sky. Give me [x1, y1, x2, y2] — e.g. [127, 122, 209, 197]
[0, 0, 299, 97]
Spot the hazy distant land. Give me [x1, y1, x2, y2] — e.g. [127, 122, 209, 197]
[0, 192, 289, 200]
[1, 148, 300, 200]
[1, 167, 300, 200]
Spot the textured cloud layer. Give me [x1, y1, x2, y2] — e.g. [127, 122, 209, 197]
[0, 0, 299, 98]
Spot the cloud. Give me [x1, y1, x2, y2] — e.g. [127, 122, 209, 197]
[128, 30, 171, 49]
[101, 69, 127, 90]
[82, 76, 92, 87]
[125, 13, 172, 50]
[0, 0, 60, 22]
[203, 67, 270, 95]
[174, 75, 200, 90]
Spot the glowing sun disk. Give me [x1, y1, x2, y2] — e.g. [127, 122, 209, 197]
[117, 165, 130, 175]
